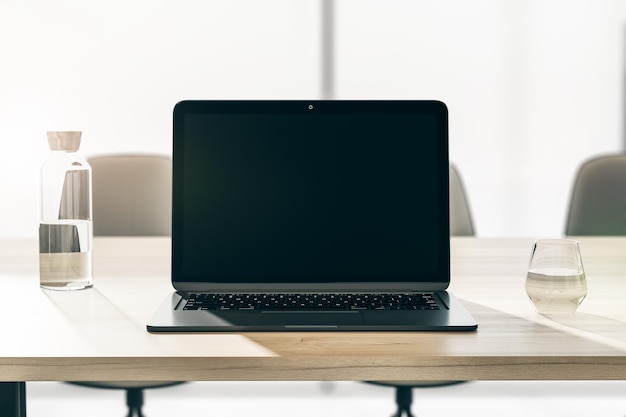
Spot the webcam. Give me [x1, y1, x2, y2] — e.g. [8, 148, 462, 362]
[308, 104, 314, 110]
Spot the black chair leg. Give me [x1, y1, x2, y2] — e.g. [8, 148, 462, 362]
[392, 386, 415, 417]
[126, 388, 145, 417]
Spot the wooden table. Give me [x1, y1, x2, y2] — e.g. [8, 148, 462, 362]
[2, 236, 626, 415]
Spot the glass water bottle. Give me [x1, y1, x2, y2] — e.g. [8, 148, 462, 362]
[39, 131, 93, 290]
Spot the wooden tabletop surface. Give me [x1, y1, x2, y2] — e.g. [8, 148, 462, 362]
[2, 236, 626, 382]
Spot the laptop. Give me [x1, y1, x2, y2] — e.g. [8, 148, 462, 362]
[147, 100, 477, 332]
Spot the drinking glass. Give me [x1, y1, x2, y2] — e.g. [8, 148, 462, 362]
[525, 239, 587, 314]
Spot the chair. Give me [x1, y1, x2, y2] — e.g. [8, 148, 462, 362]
[449, 163, 475, 236]
[89, 154, 172, 236]
[565, 154, 626, 236]
[366, 164, 475, 417]
[69, 154, 181, 417]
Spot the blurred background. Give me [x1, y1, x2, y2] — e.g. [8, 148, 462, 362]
[0, 0, 624, 238]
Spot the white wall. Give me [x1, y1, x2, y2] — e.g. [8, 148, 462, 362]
[0, 0, 624, 238]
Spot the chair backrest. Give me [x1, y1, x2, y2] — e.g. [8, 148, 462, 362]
[565, 154, 626, 236]
[89, 154, 172, 236]
[450, 164, 475, 236]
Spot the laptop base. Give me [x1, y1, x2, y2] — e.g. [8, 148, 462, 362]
[147, 291, 477, 332]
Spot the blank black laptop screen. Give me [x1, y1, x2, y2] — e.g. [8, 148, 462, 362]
[172, 101, 449, 285]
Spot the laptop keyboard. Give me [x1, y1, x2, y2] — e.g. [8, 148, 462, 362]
[182, 293, 440, 311]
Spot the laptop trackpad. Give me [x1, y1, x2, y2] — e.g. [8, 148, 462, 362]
[261, 311, 364, 327]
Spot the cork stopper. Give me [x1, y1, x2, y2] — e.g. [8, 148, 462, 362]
[47, 131, 82, 151]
